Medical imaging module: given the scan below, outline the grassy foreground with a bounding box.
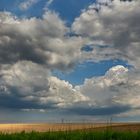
[0,130,140,140]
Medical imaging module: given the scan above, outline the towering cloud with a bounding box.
[74,65,140,116]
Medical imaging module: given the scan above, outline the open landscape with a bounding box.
[0,123,140,139]
[0,0,140,139]
[0,123,140,133]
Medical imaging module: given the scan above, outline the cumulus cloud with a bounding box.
[0,61,49,109]
[0,61,139,117]
[0,0,140,119]
[0,9,89,114]
[72,0,140,69]
[72,0,140,117]
[78,65,129,106]
[0,61,88,110]
[19,0,40,11]
[47,76,88,108]
[72,65,140,116]
[3,0,140,71]
[0,11,86,70]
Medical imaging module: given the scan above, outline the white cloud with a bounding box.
[19,0,40,11]
[47,76,89,108]
[74,65,140,116]
[21,108,46,113]
[116,109,140,118]
[3,0,140,71]
[0,61,50,96]
[44,0,55,11]
[0,11,87,70]
[77,65,130,107]
[0,61,88,110]
[46,0,54,7]
[72,0,140,69]
[96,0,113,5]
[0,0,140,119]
[0,61,140,117]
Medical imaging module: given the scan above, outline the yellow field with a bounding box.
[0,123,140,133]
[0,123,103,133]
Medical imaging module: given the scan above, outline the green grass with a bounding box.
[0,130,140,140]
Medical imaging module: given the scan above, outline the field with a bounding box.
[0,123,140,133]
[0,123,140,139]
[0,123,112,133]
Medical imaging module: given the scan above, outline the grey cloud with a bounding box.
[0,8,88,109]
[75,65,140,117]
[72,0,140,69]
[1,0,140,71]
[0,94,51,110]
[0,61,139,117]
[68,105,130,116]
[0,0,140,119]
[0,11,86,70]
[0,61,88,110]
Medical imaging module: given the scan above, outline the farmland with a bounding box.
[0,123,106,133]
[1,123,140,133]
[0,123,140,139]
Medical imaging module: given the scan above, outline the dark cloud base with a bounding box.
[67,106,131,116]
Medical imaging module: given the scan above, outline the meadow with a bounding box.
[0,130,140,140]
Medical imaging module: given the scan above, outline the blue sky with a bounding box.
[49,0,95,24]
[0,0,140,122]
[0,0,95,21]
[53,60,131,85]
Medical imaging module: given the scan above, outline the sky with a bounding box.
[0,0,140,123]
